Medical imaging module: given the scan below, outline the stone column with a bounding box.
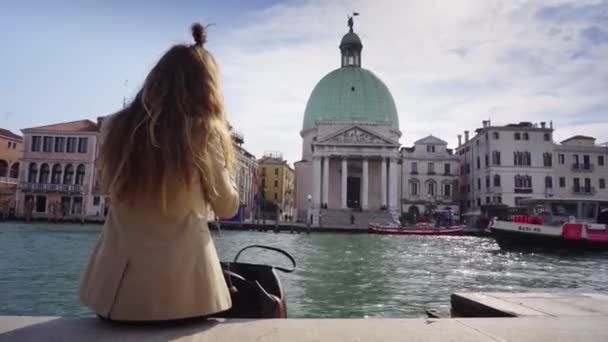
[322,157,329,207]
[389,157,398,210]
[341,158,348,208]
[362,158,369,209]
[380,157,387,207]
[312,156,321,209]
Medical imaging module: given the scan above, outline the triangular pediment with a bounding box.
[414,135,447,145]
[316,126,399,146]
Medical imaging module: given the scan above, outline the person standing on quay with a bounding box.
[80,23,239,324]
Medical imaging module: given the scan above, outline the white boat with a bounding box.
[489,198,608,251]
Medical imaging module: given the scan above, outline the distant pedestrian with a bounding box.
[350,213,355,225]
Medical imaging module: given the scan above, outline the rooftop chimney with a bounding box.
[550,121,553,129]
[482,120,489,128]
[464,131,470,143]
[540,122,546,129]
[458,134,462,147]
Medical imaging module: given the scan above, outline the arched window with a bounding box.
[409,180,419,196]
[494,174,501,187]
[75,164,85,185]
[63,164,74,184]
[51,164,62,184]
[0,160,8,177]
[9,162,19,179]
[28,163,38,183]
[427,180,437,196]
[39,163,50,183]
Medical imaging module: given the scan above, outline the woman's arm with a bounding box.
[208,133,240,218]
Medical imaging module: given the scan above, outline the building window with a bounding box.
[476,140,479,146]
[523,133,529,140]
[93,196,100,206]
[545,176,553,188]
[274,180,278,187]
[39,163,50,183]
[43,136,53,152]
[492,151,501,165]
[444,163,450,175]
[428,162,435,175]
[486,197,490,204]
[476,198,481,207]
[63,164,74,184]
[476,156,480,169]
[274,168,279,176]
[261,167,266,176]
[599,179,605,189]
[427,145,435,153]
[54,137,65,153]
[410,180,419,195]
[514,133,521,140]
[411,162,418,174]
[31,136,41,152]
[559,177,565,188]
[466,184,471,193]
[493,132,499,140]
[485,133,489,141]
[543,152,552,167]
[544,133,551,141]
[485,153,489,167]
[66,137,77,153]
[558,154,565,164]
[573,154,580,165]
[51,164,62,184]
[427,181,436,196]
[574,178,580,192]
[514,175,532,189]
[514,151,531,166]
[485,175,490,188]
[443,183,451,197]
[28,163,38,183]
[36,195,47,213]
[477,178,481,190]
[78,138,88,153]
[274,192,278,200]
[599,156,605,166]
[75,164,85,185]
[494,174,501,187]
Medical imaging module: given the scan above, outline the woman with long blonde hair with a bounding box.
[80,23,238,323]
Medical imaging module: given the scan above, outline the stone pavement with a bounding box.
[0,316,607,341]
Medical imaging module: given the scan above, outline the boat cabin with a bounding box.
[513,198,608,226]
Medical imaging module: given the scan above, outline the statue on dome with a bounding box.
[347,12,359,32]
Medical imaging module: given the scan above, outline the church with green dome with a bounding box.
[295,16,403,225]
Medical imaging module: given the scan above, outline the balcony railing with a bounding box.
[572,163,594,172]
[573,186,596,195]
[427,171,437,175]
[0,177,18,185]
[18,182,83,194]
[514,187,533,194]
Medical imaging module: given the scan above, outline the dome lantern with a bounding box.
[340,13,362,68]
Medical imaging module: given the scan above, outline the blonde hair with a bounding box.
[99,23,234,211]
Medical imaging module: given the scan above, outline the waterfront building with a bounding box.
[456,120,556,213]
[0,128,23,216]
[295,17,401,225]
[401,136,459,219]
[231,128,258,221]
[258,152,295,220]
[15,120,100,219]
[553,136,608,199]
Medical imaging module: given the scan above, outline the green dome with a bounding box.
[303,67,399,130]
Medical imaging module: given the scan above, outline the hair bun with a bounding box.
[191,23,206,46]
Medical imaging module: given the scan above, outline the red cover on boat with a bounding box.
[562,223,583,240]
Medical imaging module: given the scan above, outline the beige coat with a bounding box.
[80,118,239,321]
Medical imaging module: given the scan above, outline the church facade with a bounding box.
[295,19,402,225]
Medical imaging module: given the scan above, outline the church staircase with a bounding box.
[319,209,396,229]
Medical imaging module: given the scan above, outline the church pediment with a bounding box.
[316,126,398,146]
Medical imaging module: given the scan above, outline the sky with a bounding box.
[1,0,607,164]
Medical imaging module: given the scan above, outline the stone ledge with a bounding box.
[1,316,608,342]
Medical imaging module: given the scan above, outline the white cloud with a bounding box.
[214,0,608,163]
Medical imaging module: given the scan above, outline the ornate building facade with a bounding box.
[295,18,401,225]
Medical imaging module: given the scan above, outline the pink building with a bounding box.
[16,120,101,220]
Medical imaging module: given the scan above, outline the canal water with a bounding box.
[1,222,608,318]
